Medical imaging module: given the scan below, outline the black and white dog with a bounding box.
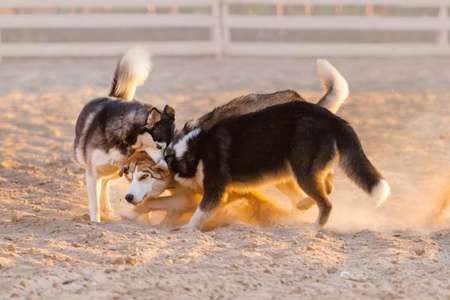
[120,59,350,226]
[169,101,390,230]
[73,46,175,222]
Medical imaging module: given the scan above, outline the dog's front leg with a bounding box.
[123,194,187,220]
[99,178,113,219]
[274,180,308,208]
[124,185,199,223]
[86,170,101,222]
[159,187,200,226]
[181,207,213,230]
[181,181,226,230]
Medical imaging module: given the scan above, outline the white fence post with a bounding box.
[212,0,222,59]
[438,5,449,49]
[0,28,2,63]
[221,1,230,57]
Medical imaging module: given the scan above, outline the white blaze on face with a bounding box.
[124,166,171,205]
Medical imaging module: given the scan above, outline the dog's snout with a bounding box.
[125,194,134,203]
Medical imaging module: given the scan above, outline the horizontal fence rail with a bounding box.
[1,0,450,59]
[0,0,221,59]
[221,0,450,57]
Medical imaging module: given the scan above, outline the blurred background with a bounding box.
[1,0,449,60]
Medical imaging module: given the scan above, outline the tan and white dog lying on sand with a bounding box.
[120,59,352,229]
[120,152,314,230]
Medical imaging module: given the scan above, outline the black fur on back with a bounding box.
[195,90,304,129]
[170,90,306,148]
[174,101,383,201]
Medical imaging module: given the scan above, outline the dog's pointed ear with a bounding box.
[152,159,170,176]
[163,105,175,122]
[148,168,163,179]
[146,107,161,126]
[118,164,129,177]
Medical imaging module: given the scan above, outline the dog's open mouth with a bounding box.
[130,199,143,206]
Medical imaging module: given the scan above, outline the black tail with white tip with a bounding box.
[337,123,390,208]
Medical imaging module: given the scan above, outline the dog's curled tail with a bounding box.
[337,123,390,208]
[109,46,152,101]
[316,59,349,114]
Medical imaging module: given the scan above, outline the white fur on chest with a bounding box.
[175,160,204,193]
[91,148,126,169]
[173,129,204,191]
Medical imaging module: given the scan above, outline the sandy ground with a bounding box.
[0,56,449,299]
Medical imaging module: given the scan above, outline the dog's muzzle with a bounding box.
[164,148,176,172]
[164,148,175,160]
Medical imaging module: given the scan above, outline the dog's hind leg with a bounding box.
[86,170,101,222]
[296,171,334,211]
[294,172,332,230]
[289,137,335,229]
[324,172,334,195]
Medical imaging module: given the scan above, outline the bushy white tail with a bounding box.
[316,59,349,114]
[109,46,152,101]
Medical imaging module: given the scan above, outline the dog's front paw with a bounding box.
[90,213,101,223]
[180,223,197,230]
[296,198,316,211]
[171,224,198,232]
[101,208,113,219]
[310,220,324,231]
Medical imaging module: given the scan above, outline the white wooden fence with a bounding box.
[222,0,450,57]
[1,0,450,59]
[0,0,221,59]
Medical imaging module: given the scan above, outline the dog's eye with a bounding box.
[156,144,163,150]
[139,174,149,181]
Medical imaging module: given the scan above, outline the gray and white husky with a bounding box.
[122,60,362,228]
[169,100,390,231]
[73,46,175,222]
